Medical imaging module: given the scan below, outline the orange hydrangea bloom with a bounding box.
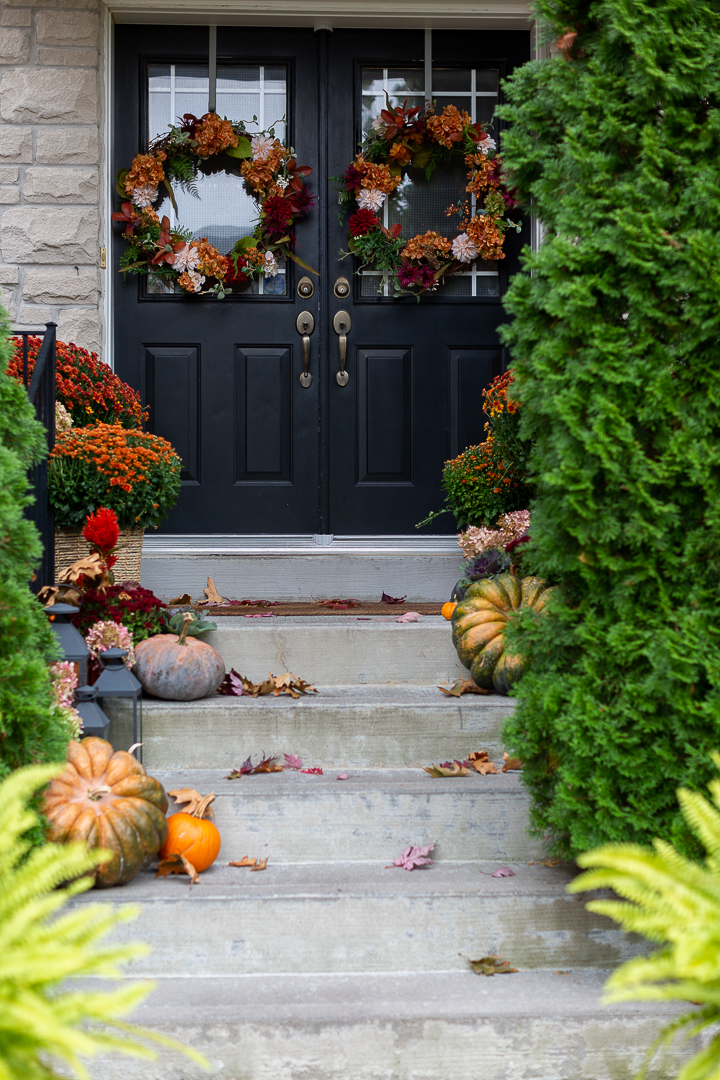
[194,112,239,157]
[125,152,166,194]
[192,239,229,279]
[401,230,452,265]
[389,142,413,164]
[425,104,473,150]
[466,215,506,260]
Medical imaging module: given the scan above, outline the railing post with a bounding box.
[22,322,56,593]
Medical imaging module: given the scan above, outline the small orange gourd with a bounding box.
[160,789,221,872]
[441,601,457,621]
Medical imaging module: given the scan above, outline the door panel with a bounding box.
[113,25,530,536]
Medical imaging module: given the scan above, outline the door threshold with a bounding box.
[142,534,459,557]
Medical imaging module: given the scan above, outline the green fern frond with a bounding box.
[572,758,720,1080]
[0,764,209,1078]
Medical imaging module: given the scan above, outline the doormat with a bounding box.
[193,602,444,617]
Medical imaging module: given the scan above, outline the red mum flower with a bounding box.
[83,507,120,557]
[263,194,296,241]
[348,209,380,236]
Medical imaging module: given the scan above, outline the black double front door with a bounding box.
[113,25,530,535]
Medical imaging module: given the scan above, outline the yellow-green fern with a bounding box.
[0,763,208,1079]
[570,751,720,1080]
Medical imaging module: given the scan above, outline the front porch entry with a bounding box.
[112,25,530,539]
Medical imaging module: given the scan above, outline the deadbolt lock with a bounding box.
[297,276,315,299]
[334,277,350,299]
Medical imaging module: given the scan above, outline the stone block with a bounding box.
[37,46,97,67]
[58,0,98,8]
[0,186,20,204]
[23,266,98,304]
[0,265,19,284]
[0,168,19,183]
[18,304,53,326]
[35,126,98,164]
[4,0,56,7]
[0,127,32,163]
[1,10,32,25]
[1,68,97,124]
[24,167,98,204]
[0,27,30,64]
[36,10,99,46]
[1,289,16,320]
[1,206,99,263]
[56,306,100,352]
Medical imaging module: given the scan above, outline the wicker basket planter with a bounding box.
[55,527,144,585]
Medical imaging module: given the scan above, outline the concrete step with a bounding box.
[140,534,462,603]
[152,767,546,863]
[201,614,463,686]
[88,969,697,1080]
[105,687,515,770]
[73,861,648,975]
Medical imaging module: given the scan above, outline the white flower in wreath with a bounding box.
[172,243,201,272]
[452,233,479,264]
[131,183,158,208]
[477,135,497,155]
[186,269,205,293]
[372,115,385,132]
[276,175,290,190]
[357,187,386,212]
[251,134,276,161]
[263,251,279,277]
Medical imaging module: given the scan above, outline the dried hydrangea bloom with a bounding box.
[195,112,238,157]
[85,620,136,667]
[55,401,73,434]
[50,661,78,709]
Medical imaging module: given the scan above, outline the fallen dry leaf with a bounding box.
[337,773,349,780]
[423,760,472,778]
[227,599,280,607]
[438,678,488,698]
[229,857,256,868]
[284,753,303,770]
[168,788,215,820]
[202,577,224,604]
[301,767,323,775]
[250,857,268,871]
[156,852,200,885]
[218,669,246,696]
[167,593,193,605]
[491,866,515,878]
[395,611,422,623]
[319,598,359,610]
[468,751,498,775]
[381,592,407,604]
[226,754,282,778]
[502,753,523,772]
[541,857,563,868]
[219,670,318,699]
[463,954,518,976]
[387,843,435,870]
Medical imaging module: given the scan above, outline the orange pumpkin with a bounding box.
[160,790,221,872]
[133,613,225,701]
[441,601,457,621]
[42,737,169,887]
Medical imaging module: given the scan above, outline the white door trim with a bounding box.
[108,0,532,30]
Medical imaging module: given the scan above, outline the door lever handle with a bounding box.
[296,311,315,388]
[333,310,351,386]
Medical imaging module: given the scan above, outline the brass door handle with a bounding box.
[333,310,351,386]
[296,311,315,387]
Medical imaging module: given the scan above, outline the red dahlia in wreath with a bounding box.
[349,209,380,236]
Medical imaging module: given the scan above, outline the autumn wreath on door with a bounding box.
[113,112,316,297]
[337,100,520,298]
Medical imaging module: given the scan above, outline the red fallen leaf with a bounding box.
[491,866,515,878]
[337,773,349,780]
[387,843,435,870]
[319,598,359,610]
[228,599,281,606]
[301,767,323,775]
[226,753,282,778]
[243,613,276,618]
[381,592,407,604]
[395,612,422,623]
[284,753,303,770]
[218,669,246,696]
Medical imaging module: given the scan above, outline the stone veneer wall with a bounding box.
[0,1,104,355]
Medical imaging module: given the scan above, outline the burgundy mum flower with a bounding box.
[343,163,365,192]
[348,209,380,236]
[263,194,295,240]
[417,263,438,289]
[398,261,422,289]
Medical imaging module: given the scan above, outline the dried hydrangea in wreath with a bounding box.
[113,112,316,298]
[337,99,520,297]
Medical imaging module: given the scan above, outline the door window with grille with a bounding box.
[146,63,288,295]
[360,67,500,298]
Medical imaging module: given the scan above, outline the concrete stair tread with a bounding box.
[139,685,506,708]
[154,765,526,794]
[78,859,579,900]
[112,969,686,1024]
[204,614,451,625]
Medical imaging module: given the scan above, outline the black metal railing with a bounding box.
[18,322,56,593]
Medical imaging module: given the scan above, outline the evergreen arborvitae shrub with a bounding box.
[498,0,720,857]
[0,305,71,784]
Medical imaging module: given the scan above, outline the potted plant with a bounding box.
[48,422,182,582]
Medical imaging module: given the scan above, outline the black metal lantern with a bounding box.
[73,685,110,740]
[46,603,89,685]
[93,647,143,760]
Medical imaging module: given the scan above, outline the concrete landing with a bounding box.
[106,686,516,769]
[88,969,699,1080]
